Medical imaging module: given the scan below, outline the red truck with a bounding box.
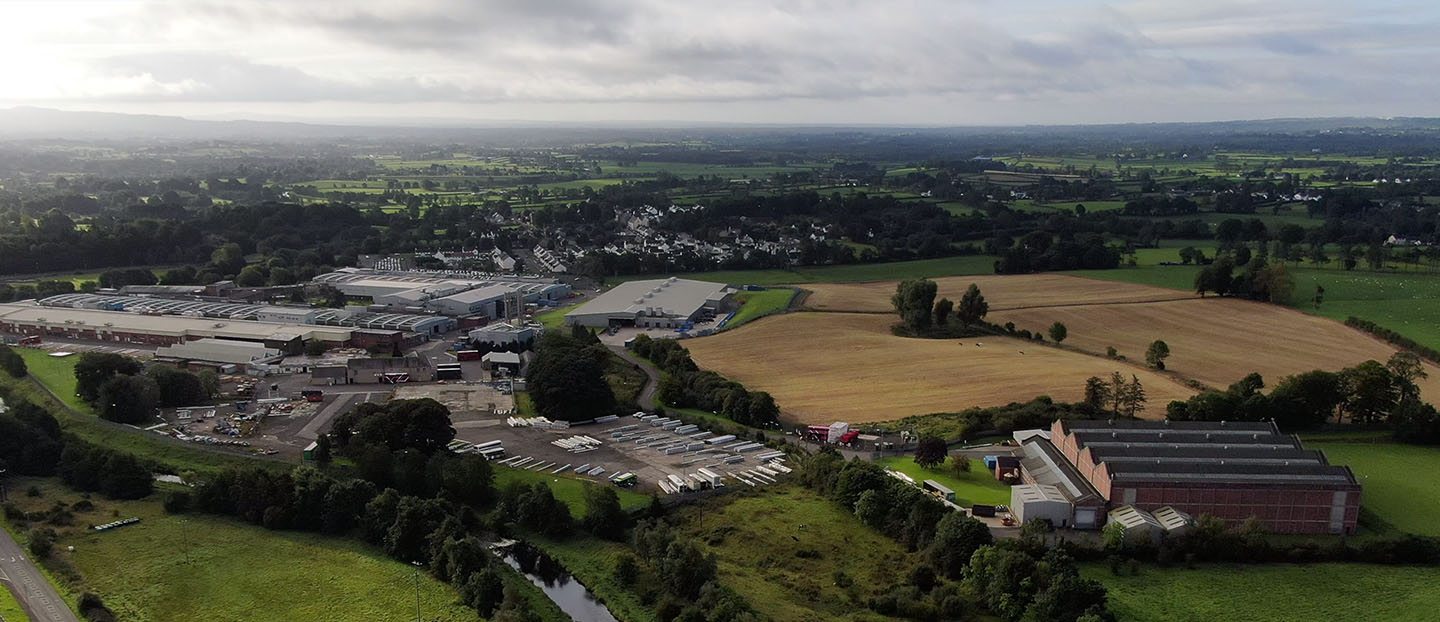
[456,350,481,361]
[301,390,324,402]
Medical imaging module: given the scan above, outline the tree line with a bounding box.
[0,388,154,501]
[798,449,1114,622]
[73,352,218,424]
[630,334,781,427]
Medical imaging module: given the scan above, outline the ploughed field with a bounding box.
[683,312,1195,423]
[800,274,1192,313]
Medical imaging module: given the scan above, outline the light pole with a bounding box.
[412,561,423,622]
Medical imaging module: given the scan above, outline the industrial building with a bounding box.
[468,322,539,347]
[1017,436,1106,529]
[0,302,352,352]
[36,294,453,339]
[154,338,284,371]
[1010,484,1074,528]
[345,356,436,384]
[311,269,569,317]
[564,277,735,329]
[1049,419,1361,535]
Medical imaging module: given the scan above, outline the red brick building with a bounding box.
[1050,419,1361,535]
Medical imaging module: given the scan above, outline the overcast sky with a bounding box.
[1,0,1436,125]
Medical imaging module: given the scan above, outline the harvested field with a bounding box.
[683,312,1195,423]
[990,296,1440,400]
[800,274,1191,313]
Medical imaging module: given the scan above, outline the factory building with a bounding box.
[564,277,735,329]
[37,294,453,338]
[311,269,569,317]
[1050,419,1361,535]
[468,322,539,348]
[154,338,284,372]
[0,303,351,352]
[346,356,436,384]
[1017,436,1107,529]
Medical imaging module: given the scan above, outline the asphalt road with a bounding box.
[609,346,659,411]
[0,526,78,622]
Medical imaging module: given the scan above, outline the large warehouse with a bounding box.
[1048,419,1362,535]
[565,277,735,329]
[312,269,569,316]
[37,294,454,337]
[0,302,353,351]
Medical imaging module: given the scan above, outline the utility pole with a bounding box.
[412,561,423,622]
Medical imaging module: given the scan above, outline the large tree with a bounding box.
[75,352,142,402]
[527,331,617,421]
[891,278,938,331]
[928,513,993,578]
[0,344,26,378]
[955,283,989,326]
[97,374,161,424]
[914,437,948,469]
[1048,322,1067,343]
[1145,340,1171,370]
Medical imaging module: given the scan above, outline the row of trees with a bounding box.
[892,279,992,336]
[1082,373,1150,418]
[632,334,781,427]
[1165,352,1430,433]
[0,388,153,500]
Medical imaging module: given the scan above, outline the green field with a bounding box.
[615,255,998,286]
[1072,264,1440,351]
[726,288,797,327]
[874,456,1012,507]
[533,301,581,329]
[15,348,89,413]
[679,486,913,622]
[5,479,488,622]
[529,536,659,622]
[1304,439,1440,536]
[0,584,30,622]
[1089,563,1440,621]
[494,465,650,516]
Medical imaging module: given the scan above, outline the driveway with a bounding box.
[0,526,78,622]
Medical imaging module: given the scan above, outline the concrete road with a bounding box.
[0,527,78,622]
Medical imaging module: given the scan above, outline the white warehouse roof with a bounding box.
[155,338,283,365]
[566,278,731,322]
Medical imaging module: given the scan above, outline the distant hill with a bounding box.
[3,106,1439,143]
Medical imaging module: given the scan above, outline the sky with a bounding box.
[0,0,1436,126]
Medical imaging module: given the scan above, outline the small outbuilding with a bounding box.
[1108,505,1164,543]
[1011,484,1073,528]
[481,351,522,374]
[1153,506,1193,536]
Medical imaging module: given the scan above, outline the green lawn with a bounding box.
[679,486,913,622]
[15,348,90,413]
[0,585,30,622]
[530,536,659,622]
[494,465,650,516]
[5,479,482,622]
[1304,439,1440,536]
[533,303,578,329]
[874,456,1012,507]
[726,288,797,328]
[613,255,998,286]
[1089,563,1440,622]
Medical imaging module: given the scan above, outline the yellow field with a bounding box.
[683,313,1196,424]
[801,274,1191,313]
[991,296,1440,399]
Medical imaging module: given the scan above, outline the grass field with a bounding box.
[801,273,1190,313]
[4,478,488,622]
[14,348,90,413]
[529,536,659,622]
[0,585,30,622]
[533,302,580,329]
[612,255,997,286]
[874,456,1010,507]
[726,288,797,327]
[678,486,914,622]
[494,465,650,516]
[1303,439,1440,536]
[1089,563,1440,621]
[683,312,1194,423]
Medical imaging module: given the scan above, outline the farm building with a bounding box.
[468,322,539,347]
[0,302,351,351]
[1051,419,1362,535]
[564,277,735,329]
[1011,484,1074,527]
[346,356,436,384]
[1019,437,1107,529]
[154,338,284,371]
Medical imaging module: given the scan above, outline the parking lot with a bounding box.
[453,412,790,494]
